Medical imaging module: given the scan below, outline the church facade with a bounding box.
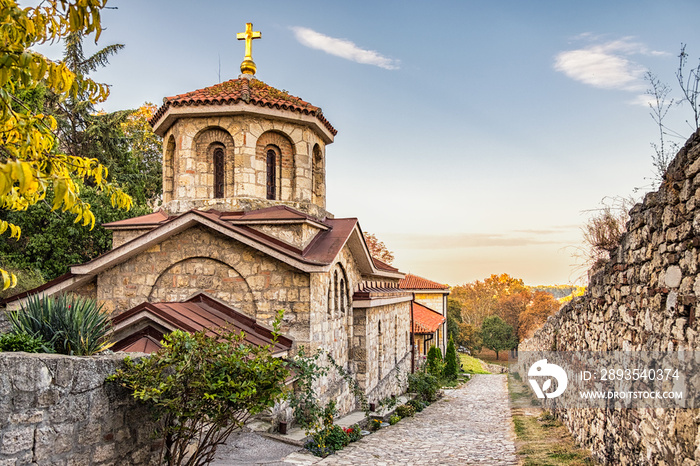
[5,25,420,417]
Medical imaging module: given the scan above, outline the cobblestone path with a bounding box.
[316,374,518,466]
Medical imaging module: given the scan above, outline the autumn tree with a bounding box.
[480,315,516,360]
[450,273,529,328]
[363,232,394,265]
[0,0,132,289]
[518,291,561,340]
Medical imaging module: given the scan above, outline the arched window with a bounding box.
[327,279,334,317]
[214,147,225,198]
[266,149,277,200]
[334,272,339,315]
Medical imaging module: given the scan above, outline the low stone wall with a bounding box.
[0,352,161,466]
[520,129,700,465]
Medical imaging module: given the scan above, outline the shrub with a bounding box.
[108,316,289,466]
[8,293,112,355]
[0,332,51,353]
[395,403,416,418]
[322,424,350,451]
[369,418,383,431]
[408,399,426,412]
[343,424,363,442]
[426,345,444,377]
[389,415,400,425]
[444,336,459,379]
[407,369,440,402]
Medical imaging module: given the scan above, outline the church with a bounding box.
[4,24,448,417]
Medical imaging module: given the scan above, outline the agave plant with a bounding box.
[8,294,113,356]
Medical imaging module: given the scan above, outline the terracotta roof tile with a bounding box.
[399,273,449,290]
[412,301,446,334]
[150,78,337,136]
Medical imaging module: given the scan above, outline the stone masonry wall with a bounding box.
[0,352,160,466]
[89,226,311,341]
[162,114,328,219]
[520,129,700,465]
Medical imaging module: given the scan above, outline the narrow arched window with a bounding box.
[266,149,276,200]
[214,147,225,198]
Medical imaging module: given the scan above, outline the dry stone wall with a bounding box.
[520,129,700,465]
[0,352,160,466]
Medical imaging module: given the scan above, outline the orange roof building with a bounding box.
[400,274,451,358]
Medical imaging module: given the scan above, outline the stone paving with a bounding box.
[313,374,519,466]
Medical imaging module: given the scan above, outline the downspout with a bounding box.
[423,333,434,356]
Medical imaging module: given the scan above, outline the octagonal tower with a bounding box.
[149,75,336,219]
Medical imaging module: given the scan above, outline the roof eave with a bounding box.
[152,102,335,144]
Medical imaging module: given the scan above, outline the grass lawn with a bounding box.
[458,353,490,374]
[509,372,598,465]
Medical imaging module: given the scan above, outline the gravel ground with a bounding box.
[211,432,305,465]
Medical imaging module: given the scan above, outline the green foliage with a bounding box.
[395,403,416,418]
[108,320,289,466]
[0,183,150,280]
[305,412,350,458]
[369,418,383,431]
[8,293,112,355]
[480,315,517,360]
[407,368,440,402]
[0,264,43,300]
[288,347,328,431]
[0,0,133,290]
[288,347,369,433]
[444,336,459,379]
[0,331,51,353]
[343,424,363,442]
[389,414,400,425]
[407,398,427,412]
[426,345,444,377]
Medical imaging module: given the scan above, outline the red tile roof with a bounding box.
[412,301,446,334]
[150,78,337,136]
[111,293,293,354]
[399,273,449,290]
[101,206,359,267]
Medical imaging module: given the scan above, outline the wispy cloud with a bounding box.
[385,230,573,250]
[291,26,400,70]
[554,36,666,92]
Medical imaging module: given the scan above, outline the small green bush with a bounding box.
[0,332,51,353]
[8,293,112,355]
[109,320,289,466]
[408,369,440,402]
[389,414,400,425]
[343,424,363,442]
[369,418,383,431]
[407,399,426,412]
[395,403,416,418]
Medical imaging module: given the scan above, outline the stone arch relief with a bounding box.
[192,127,235,199]
[148,256,257,318]
[255,131,296,202]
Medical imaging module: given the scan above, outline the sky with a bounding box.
[35,0,700,287]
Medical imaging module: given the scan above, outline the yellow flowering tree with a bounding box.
[0,0,131,289]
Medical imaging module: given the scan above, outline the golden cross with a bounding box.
[237,23,261,75]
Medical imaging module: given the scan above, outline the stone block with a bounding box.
[1,426,34,455]
[34,424,74,461]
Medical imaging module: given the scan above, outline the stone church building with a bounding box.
[3,25,446,416]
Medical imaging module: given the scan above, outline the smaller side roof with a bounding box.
[412,301,446,334]
[399,273,449,291]
[111,293,293,354]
